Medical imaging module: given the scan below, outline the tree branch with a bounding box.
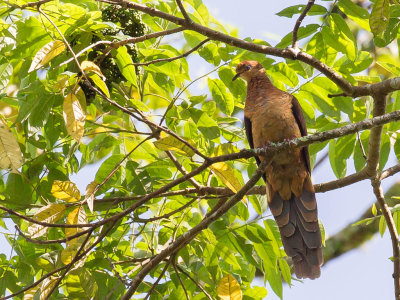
[96,0,354,94]
[291,0,315,49]
[372,178,400,300]
[133,38,210,66]
[177,265,213,300]
[366,94,387,176]
[122,160,269,298]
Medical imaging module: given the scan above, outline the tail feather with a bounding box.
[269,184,323,279]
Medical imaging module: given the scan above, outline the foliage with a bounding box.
[0,0,399,299]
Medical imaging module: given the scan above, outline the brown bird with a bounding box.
[233,60,323,279]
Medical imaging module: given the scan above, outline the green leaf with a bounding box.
[370,0,390,36]
[374,18,400,47]
[216,243,241,270]
[66,268,98,299]
[306,32,337,66]
[278,258,291,286]
[153,135,195,157]
[276,24,319,48]
[338,0,370,31]
[95,154,124,184]
[329,139,347,179]
[269,62,299,87]
[379,215,387,237]
[114,46,137,87]
[266,266,283,299]
[189,108,220,140]
[89,74,109,98]
[0,63,12,92]
[276,4,327,18]
[208,78,234,116]
[322,14,357,61]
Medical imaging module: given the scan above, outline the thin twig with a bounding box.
[176,265,213,300]
[372,178,400,300]
[15,225,91,245]
[357,131,367,160]
[38,6,82,74]
[172,257,190,300]
[292,0,315,49]
[166,150,201,189]
[133,38,210,66]
[143,258,172,300]
[176,0,192,23]
[45,228,95,298]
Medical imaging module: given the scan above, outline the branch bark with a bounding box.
[291,0,315,49]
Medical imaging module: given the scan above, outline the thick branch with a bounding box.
[366,94,388,176]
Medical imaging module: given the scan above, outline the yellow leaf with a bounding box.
[217,274,242,300]
[23,284,40,300]
[61,238,84,265]
[27,204,66,238]
[63,92,85,142]
[81,60,104,78]
[0,118,23,172]
[51,180,81,202]
[210,162,244,201]
[40,276,59,300]
[28,40,65,72]
[153,135,195,157]
[85,181,97,213]
[65,206,88,239]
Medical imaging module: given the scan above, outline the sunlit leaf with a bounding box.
[114,46,137,87]
[208,78,234,116]
[40,276,60,300]
[379,215,387,237]
[51,180,81,202]
[81,60,104,78]
[0,117,23,172]
[28,204,66,238]
[370,0,390,36]
[85,181,97,213]
[65,268,98,299]
[278,258,292,286]
[217,274,242,300]
[211,162,244,201]
[28,40,65,72]
[63,92,86,142]
[65,206,88,239]
[23,283,41,300]
[153,135,195,157]
[89,73,109,98]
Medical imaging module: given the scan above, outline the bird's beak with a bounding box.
[232,73,241,81]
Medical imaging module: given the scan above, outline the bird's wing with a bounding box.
[244,116,266,181]
[291,96,311,173]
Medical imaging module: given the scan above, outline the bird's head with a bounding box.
[232,60,265,82]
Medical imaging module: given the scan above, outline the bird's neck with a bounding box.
[247,74,274,100]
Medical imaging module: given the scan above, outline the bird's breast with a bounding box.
[245,96,301,150]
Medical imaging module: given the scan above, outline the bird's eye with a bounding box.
[245,65,251,71]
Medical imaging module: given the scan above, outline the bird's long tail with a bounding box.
[268,179,323,279]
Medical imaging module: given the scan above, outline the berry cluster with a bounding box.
[81,5,145,99]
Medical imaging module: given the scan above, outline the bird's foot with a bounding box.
[283,138,297,147]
